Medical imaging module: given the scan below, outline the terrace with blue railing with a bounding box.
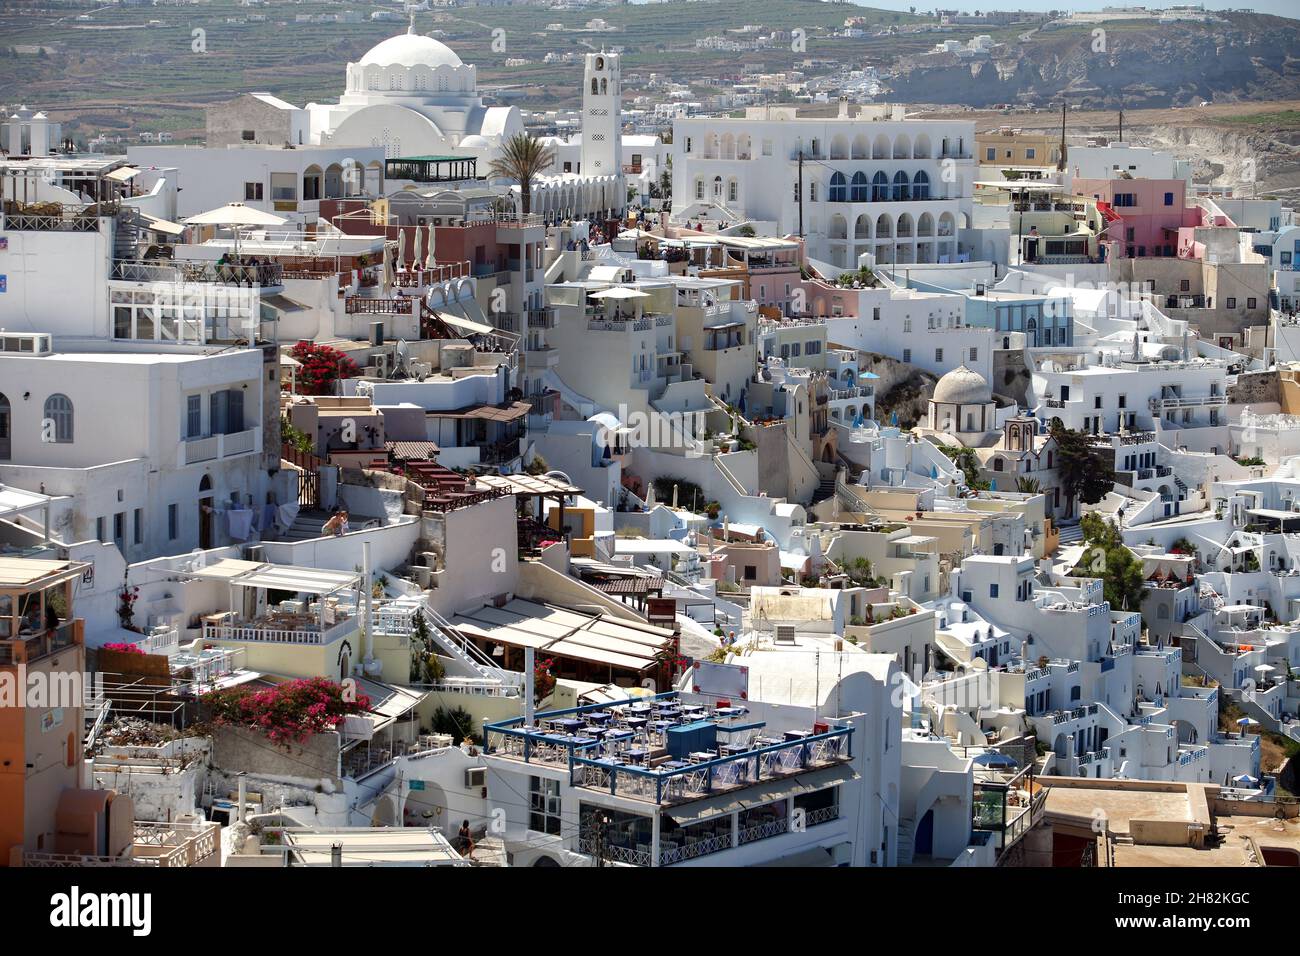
[483,692,854,806]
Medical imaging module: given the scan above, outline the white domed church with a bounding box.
[304,23,523,162]
[917,365,1014,447]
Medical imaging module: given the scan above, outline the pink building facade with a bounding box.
[1072,177,1201,260]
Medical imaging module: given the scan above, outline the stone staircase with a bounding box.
[277,508,331,542]
[1056,522,1084,547]
[895,818,915,866]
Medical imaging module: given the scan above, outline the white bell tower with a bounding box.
[581,51,621,182]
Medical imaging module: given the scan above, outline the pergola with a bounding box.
[475,473,585,553]
[0,556,87,661]
[183,558,361,634]
[0,485,69,547]
[384,155,479,184]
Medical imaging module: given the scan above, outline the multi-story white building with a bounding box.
[1030,352,1228,435]
[0,334,272,562]
[671,104,976,270]
[482,644,910,867]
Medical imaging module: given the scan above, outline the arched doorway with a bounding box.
[915,808,934,858]
[198,474,214,550]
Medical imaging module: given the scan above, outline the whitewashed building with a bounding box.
[671,104,977,269]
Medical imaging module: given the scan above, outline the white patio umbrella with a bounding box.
[411,223,423,274]
[588,287,650,300]
[1254,664,1276,673]
[396,228,407,272]
[425,222,436,270]
[184,202,287,260]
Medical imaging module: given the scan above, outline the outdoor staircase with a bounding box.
[421,601,524,689]
[816,475,837,502]
[112,209,144,260]
[1056,522,1084,547]
[278,508,332,541]
[1173,475,1188,496]
[896,819,915,866]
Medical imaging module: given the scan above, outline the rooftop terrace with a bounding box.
[484,691,853,807]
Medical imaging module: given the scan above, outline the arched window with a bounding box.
[828,171,847,203]
[871,171,888,202]
[44,394,73,443]
[892,170,910,202]
[912,170,930,200]
[600,78,607,95]
[591,78,599,95]
[695,179,705,200]
[850,171,869,202]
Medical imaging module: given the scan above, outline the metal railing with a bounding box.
[112,259,283,286]
[345,296,416,315]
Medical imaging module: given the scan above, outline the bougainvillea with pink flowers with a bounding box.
[104,642,145,655]
[202,677,371,745]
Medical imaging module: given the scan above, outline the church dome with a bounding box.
[458,134,491,150]
[359,32,463,70]
[933,365,992,405]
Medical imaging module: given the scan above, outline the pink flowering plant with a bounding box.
[202,677,371,745]
[104,642,145,655]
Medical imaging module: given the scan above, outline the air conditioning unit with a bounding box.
[774,624,797,645]
[465,767,487,789]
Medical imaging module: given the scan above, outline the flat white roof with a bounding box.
[613,538,696,555]
[281,828,465,867]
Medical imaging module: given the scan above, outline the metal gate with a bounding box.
[283,443,323,509]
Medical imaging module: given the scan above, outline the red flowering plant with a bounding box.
[116,579,143,633]
[533,657,556,704]
[104,642,145,655]
[202,677,371,745]
[288,340,361,396]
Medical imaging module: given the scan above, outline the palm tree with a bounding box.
[1015,476,1042,494]
[487,133,556,217]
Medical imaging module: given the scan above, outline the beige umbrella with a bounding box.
[411,223,423,276]
[396,228,407,273]
[424,222,436,270]
[184,202,287,260]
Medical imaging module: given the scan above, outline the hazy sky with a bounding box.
[849,1,1297,20]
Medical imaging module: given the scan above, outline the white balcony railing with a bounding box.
[183,426,261,465]
[203,616,358,646]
